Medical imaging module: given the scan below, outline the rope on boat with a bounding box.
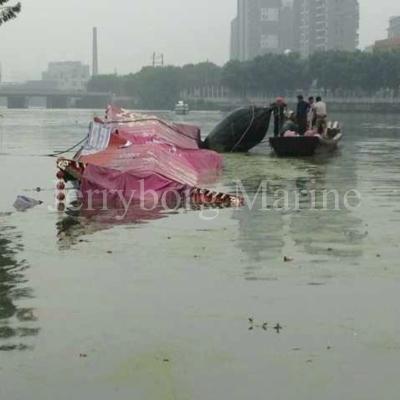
[46,136,88,157]
[230,105,256,152]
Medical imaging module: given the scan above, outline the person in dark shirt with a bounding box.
[296,95,310,135]
[270,97,287,137]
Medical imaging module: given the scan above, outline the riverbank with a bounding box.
[3,95,400,113]
[187,97,400,113]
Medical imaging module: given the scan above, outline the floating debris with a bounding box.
[248,319,281,333]
[13,196,43,212]
[262,322,268,331]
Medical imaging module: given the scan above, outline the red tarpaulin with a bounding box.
[75,107,223,204]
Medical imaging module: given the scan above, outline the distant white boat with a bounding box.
[175,100,189,115]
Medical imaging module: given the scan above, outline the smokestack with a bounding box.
[92,27,99,76]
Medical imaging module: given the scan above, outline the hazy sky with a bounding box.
[0,0,399,81]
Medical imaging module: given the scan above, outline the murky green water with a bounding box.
[1,109,400,399]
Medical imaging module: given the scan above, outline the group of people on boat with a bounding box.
[271,95,328,137]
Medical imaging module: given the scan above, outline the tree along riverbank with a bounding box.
[88,51,400,110]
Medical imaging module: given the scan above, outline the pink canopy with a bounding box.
[74,107,223,206]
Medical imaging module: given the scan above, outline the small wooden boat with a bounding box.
[269,122,343,157]
[175,101,190,115]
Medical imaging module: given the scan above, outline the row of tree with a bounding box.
[88,50,400,109]
[88,62,222,109]
[222,50,400,97]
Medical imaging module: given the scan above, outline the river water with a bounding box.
[0,109,399,399]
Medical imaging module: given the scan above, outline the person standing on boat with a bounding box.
[314,96,328,134]
[296,95,309,135]
[270,97,287,137]
[307,96,316,129]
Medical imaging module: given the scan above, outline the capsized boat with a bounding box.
[56,106,243,212]
[202,106,272,153]
[269,121,343,157]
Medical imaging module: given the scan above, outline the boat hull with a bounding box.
[269,133,342,157]
[269,136,320,157]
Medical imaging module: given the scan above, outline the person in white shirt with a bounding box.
[314,96,327,134]
[307,96,315,129]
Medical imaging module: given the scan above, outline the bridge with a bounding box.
[0,86,129,109]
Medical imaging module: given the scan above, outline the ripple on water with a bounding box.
[0,222,39,352]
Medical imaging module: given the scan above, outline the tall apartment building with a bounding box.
[293,0,359,57]
[230,0,359,61]
[230,0,284,61]
[279,2,295,52]
[388,16,400,39]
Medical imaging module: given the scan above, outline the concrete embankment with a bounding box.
[188,97,400,113]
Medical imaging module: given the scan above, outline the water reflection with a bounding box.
[230,152,365,281]
[0,222,39,351]
[56,202,233,250]
[232,177,285,266]
[56,206,171,250]
[289,169,365,259]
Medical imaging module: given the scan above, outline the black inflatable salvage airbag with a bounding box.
[202,107,272,153]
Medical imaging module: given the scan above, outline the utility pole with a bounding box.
[152,52,164,67]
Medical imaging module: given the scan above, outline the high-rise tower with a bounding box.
[230,0,283,61]
[293,0,359,57]
[388,16,400,39]
[92,27,99,76]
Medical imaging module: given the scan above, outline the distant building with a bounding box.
[293,0,359,57]
[230,17,240,60]
[279,2,295,52]
[42,61,90,91]
[230,0,359,61]
[230,0,284,61]
[368,16,400,52]
[373,37,400,52]
[388,16,400,39]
